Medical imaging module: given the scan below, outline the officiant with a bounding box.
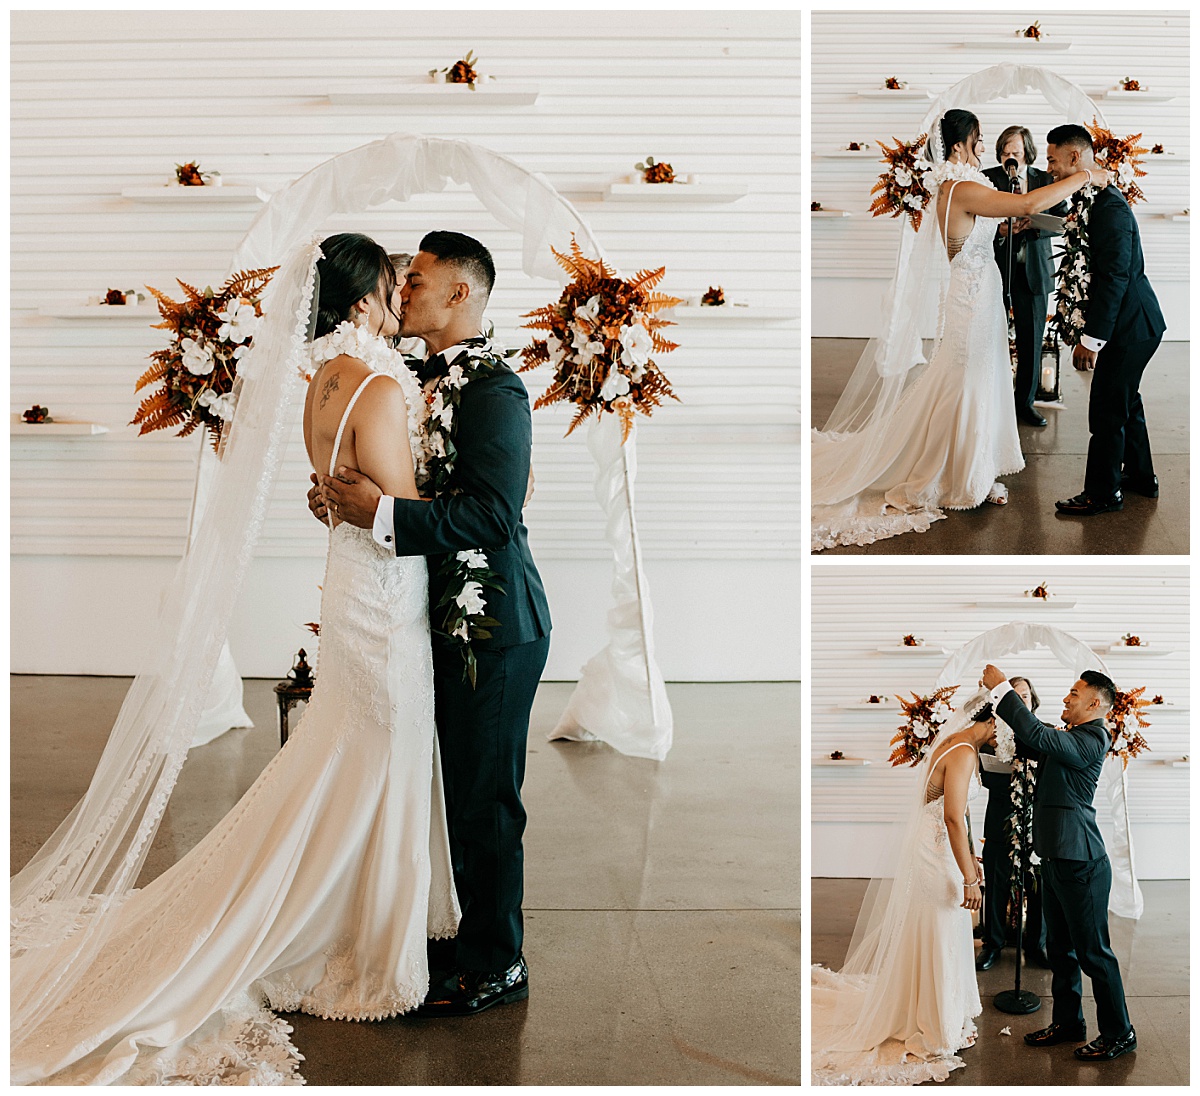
[977,675,1049,971]
[986,125,1068,428]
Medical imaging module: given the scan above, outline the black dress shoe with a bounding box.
[1024,946,1052,969]
[1074,1028,1137,1061]
[1120,473,1159,498]
[975,946,1001,971]
[1025,1022,1087,1047]
[1017,405,1047,427]
[1055,491,1123,516]
[413,955,529,1017]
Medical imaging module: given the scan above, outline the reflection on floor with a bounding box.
[812,877,1188,1086]
[811,339,1190,555]
[11,676,801,1086]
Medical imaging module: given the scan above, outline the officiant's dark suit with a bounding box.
[984,157,1067,423]
[392,345,551,977]
[996,689,1132,1042]
[1078,184,1166,500]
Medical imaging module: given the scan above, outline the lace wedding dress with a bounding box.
[812,166,1024,550]
[11,324,458,1086]
[812,741,983,1086]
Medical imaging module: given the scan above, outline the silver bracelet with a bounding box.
[963,877,982,888]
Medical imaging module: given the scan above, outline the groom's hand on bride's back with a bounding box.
[307,474,330,523]
[320,467,383,530]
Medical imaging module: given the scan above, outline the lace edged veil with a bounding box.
[11,239,324,1050]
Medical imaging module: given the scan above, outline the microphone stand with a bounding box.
[994,759,1041,1015]
[1004,167,1020,320]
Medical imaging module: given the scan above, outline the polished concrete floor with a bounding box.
[812,877,1188,1085]
[11,676,801,1086]
[811,339,1190,555]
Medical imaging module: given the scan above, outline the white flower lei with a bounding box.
[1050,188,1096,346]
[930,160,991,187]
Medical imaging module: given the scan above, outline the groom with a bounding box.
[1044,124,1166,517]
[981,664,1135,1062]
[311,230,551,1016]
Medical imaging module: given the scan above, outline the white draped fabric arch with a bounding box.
[228,132,672,759]
[935,620,1143,920]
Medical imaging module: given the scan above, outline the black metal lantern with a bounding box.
[1035,325,1063,407]
[274,648,315,747]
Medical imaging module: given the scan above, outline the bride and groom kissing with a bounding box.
[811,113,1165,551]
[13,229,550,1083]
[812,667,1135,1085]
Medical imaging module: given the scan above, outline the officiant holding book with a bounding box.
[986,125,1068,428]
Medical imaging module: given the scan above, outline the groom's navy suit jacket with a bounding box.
[1083,186,1166,346]
[997,691,1109,862]
[389,360,551,651]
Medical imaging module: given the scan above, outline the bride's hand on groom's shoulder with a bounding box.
[1089,168,1113,190]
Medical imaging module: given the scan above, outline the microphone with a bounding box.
[1004,157,1020,177]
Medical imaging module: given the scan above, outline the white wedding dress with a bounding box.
[12,327,458,1085]
[812,741,983,1086]
[812,170,1024,551]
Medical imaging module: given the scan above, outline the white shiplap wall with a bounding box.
[10,11,802,679]
[811,565,1189,878]
[810,10,1190,338]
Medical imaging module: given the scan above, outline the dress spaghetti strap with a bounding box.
[325,372,383,529]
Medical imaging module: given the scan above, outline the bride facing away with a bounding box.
[811,694,1002,1086]
[11,233,458,1085]
[811,109,1110,552]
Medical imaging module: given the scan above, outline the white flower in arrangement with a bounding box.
[545,335,570,368]
[894,168,913,187]
[456,549,489,569]
[445,362,467,389]
[618,323,654,368]
[1117,161,1135,184]
[911,719,931,740]
[904,194,923,210]
[576,294,602,325]
[600,367,632,403]
[454,580,487,617]
[216,300,259,343]
[1070,308,1085,327]
[931,701,951,721]
[1073,254,1088,273]
[197,388,236,421]
[994,720,1016,763]
[180,336,215,376]
[428,432,446,458]
[1080,273,1091,288]
[453,619,470,641]
[570,324,605,363]
[430,390,454,429]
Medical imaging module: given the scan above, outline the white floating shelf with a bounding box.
[603,182,747,204]
[1096,90,1176,103]
[811,209,852,218]
[973,598,1076,610]
[666,304,799,322]
[813,757,873,767]
[837,701,899,712]
[39,304,156,320]
[817,149,882,160]
[857,88,932,100]
[960,39,1072,52]
[326,81,539,107]
[874,644,949,655]
[121,184,269,204]
[1161,212,1191,221]
[1162,759,1190,768]
[1092,644,1172,656]
[11,416,109,436]
[1144,702,1185,711]
[1144,153,1188,163]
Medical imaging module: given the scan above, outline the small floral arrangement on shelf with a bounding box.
[132,266,276,452]
[869,134,933,232]
[846,141,870,151]
[635,155,675,184]
[700,286,725,307]
[1151,694,1164,705]
[867,694,887,704]
[175,161,220,187]
[883,76,907,90]
[429,50,489,88]
[1109,686,1153,766]
[1120,633,1143,647]
[1026,582,1052,600]
[1019,21,1043,39]
[519,236,681,442]
[21,405,51,424]
[101,288,144,307]
[889,686,958,767]
[902,634,924,647]
[1151,143,1166,154]
[1119,77,1143,92]
[811,201,824,212]
[830,750,845,760]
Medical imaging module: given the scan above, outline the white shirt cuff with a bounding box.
[989,680,1014,706]
[1080,334,1107,354]
[372,495,396,549]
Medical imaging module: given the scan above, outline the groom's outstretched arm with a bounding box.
[1083,202,1134,343]
[996,690,1106,770]
[390,374,532,556]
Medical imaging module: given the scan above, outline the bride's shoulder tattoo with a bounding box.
[319,372,340,409]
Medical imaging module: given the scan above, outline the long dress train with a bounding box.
[12,343,457,1085]
[812,175,1024,551]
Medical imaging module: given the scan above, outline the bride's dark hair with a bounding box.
[313,232,399,339]
[940,109,980,158]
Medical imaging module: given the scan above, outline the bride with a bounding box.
[811,109,1111,551]
[812,692,1003,1086]
[11,233,457,1084]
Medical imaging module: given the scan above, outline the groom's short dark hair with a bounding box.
[419,230,495,300]
[1046,124,1094,154]
[1080,670,1116,711]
